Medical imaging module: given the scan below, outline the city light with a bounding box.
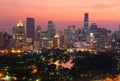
[54,60,60,68]
[11,49,15,53]
[103,77,113,81]
[12,77,17,80]
[1,75,11,81]
[0,2,120,81]
[36,78,42,81]
[11,49,23,54]
[31,68,38,74]
[0,72,4,78]
[17,20,23,27]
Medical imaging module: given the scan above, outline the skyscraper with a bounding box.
[82,13,89,41]
[35,26,41,41]
[14,20,25,49]
[47,21,56,40]
[84,13,89,33]
[26,18,35,42]
[54,33,60,48]
[48,21,55,30]
[67,25,77,47]
[0,29,12,49]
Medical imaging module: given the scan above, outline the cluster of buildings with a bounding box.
[0,13,120,53]
[0,29,12,49]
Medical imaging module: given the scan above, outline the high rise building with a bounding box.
[48,21,55,30]
[34,26,41,49]
[41,31,48,48]
[47,21,56,40]
[116,40,120,53]
[89,23,97,33]
[67,25,77,47]
[0,29,12,49]
[77,28,83,41]
[53,33,60,48]
[35,26,41,41]
[111,31,120,50]
[60,35,67,48]
[14,20,25,49]
[26,18,35,43]
[82,13,89,41]
[84,13,89,31]
[64,29,68,36]
[95,28,108,50]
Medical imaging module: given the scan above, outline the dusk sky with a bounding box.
[0,0,120,34]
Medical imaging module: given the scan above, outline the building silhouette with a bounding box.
[84,13,89,40]
[35,26,41,41]
[47,21,56,40]
[84,13,89,31]
[0,29,12,49]
[67,25,77,47]
[53,33,60,48]
[26,18,35,43]
[14,20,25,49]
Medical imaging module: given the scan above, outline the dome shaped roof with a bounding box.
[17,20,23,27]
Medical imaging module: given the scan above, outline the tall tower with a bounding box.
[0,29,11,49]
[48,21,55,30]
[84,13,89,33]
[67,25,77,47]
[35,26,41,41]
[47,21,56,40]
[14,20,25,49]
[26,18,35,43]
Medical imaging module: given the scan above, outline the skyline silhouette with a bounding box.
[0,0,120,34]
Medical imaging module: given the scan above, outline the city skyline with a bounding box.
[0,0,120,34]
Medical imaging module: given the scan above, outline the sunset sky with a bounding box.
[0,0,120,34]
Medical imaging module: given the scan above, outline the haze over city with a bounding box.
[1,1,120,81]
[0,0,120,34]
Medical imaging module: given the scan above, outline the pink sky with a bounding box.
[0,0,120,34]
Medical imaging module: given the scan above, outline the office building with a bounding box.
[67,25,77,47]
[84,13,89,34]
[111,30,120,50]
[34,26,41,49]
[53,33,60,48]
[26,18,35,43]
[14,20,25,49]
[35,26,41,41]
[41,31,49,48]
[0,29,12,49]
[47,21,56,40]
